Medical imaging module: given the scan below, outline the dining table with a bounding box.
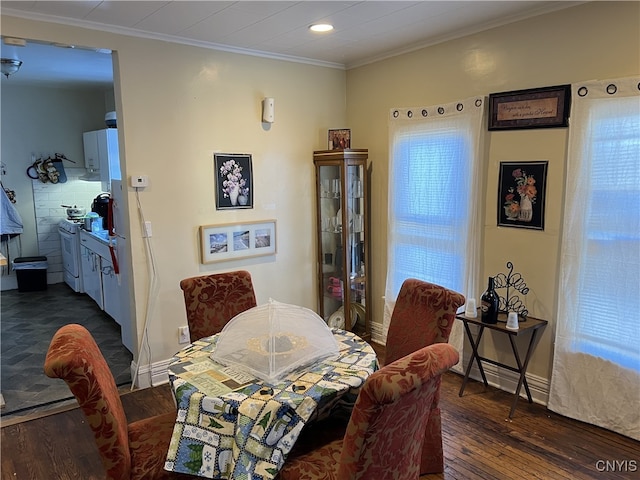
[163,328,378,479]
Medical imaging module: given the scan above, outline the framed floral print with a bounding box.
[498,161,548,230]
[214,153,253,210]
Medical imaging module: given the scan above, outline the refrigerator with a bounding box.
[109,179,134,352]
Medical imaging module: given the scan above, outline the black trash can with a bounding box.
[12,256,48,292]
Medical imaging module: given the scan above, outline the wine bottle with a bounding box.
[480,276,499,324]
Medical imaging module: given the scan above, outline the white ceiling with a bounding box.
[1,1,578,88]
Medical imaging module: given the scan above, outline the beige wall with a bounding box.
[1,16,347,366]
[3,2,639,392]
[346,1,640,383]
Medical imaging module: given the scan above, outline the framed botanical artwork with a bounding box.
[498,161,548,230]
[214,153,253,210]
[328,129,351,150]
[200,220,276,264]
[488,85,571,130]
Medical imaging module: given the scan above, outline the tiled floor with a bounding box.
[1,283,133,420]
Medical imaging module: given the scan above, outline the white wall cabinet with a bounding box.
[82,130,100,171]
[83,128,121,190]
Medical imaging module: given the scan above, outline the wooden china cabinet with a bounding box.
[313,149,371,341]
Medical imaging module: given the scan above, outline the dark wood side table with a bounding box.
[456,311,548,418]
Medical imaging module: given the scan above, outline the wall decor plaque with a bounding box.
[489,85,571,130]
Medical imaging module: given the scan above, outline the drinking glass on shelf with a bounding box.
[330,216,342,233]
[331,179,341,197]
[321,179,330,197]
[352,179,362,198]
[353,214,363,232]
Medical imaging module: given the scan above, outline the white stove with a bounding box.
[59,218,83,232]
[59,219,84,292]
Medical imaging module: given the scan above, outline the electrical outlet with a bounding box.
[178,326,190,344]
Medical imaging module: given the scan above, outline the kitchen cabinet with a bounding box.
[313,149,371,341]
[80,244,103,309]
[80,230,134,352]
[101,256,120,323]
[83,128,121,190]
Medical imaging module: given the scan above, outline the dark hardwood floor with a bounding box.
[2,344,638,479]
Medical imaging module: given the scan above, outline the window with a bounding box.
[571,100,640,370]
[549,78,640,441]
[389,131,469,293]
[385,98,485,319]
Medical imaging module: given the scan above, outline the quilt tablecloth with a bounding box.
[164,328,378,479]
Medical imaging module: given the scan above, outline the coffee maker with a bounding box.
[91,193,110,230]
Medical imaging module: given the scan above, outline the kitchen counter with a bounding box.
[80,229,115,260]
[81,228,116,243]
[88,229,111,243]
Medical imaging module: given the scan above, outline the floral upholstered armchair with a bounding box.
[179,270,257,343]
[385,278,465,474]
[44,324,191,480]
[278,343,460,480]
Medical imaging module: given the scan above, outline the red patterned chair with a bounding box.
[278,343,460,480]
[44,324,191,480]
[385,278,465,474]
[180,270,257,342]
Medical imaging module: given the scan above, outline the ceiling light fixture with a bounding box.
[1,58,22,78]
[309,24,334,33]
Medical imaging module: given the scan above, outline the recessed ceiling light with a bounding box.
[309,24,333,33]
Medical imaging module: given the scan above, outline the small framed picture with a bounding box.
[200,220,277,264]
[498,161,548,230]
[328,129,351,150]
[214,153,253,210]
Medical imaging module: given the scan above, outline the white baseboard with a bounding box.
[461,352,549,406]
[130,358,171,389]
[368,324,548,405]
[371,322,385,344]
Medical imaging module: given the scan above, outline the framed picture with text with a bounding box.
[489,85,571,130]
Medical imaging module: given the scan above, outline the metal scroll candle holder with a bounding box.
[493,261,529,319]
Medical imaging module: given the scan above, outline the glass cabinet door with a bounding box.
[345,163,366,335]
[314,149,370,341]
[317,163,344,324]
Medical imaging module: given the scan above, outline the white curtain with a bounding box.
[384,96,486,368]
[548,77,640,440]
